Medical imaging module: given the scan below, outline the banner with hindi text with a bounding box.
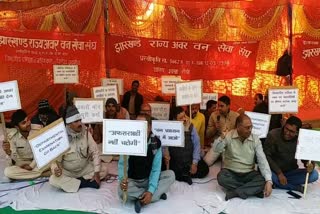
[0,29,101,72]
[107,34,259,80]
[294,38,320,78]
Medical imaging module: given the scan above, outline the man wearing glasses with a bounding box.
[214,114,272,200]
[263,116,318,192]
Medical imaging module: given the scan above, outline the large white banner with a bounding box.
[200,93,218,110]
[149,102,170,120]
[176,80,202,106]
[152,120,184,147]
[92,85,119,103]
[295,129,320,162]
[101,78,124,95]
[0,80,21,112]
[53,65,79,84]
[28,119,70,169]
[245,111,271,138]
[161,75,182,95]
[74,98,104,124]
[268,87,298,114]
[102,119,147,156]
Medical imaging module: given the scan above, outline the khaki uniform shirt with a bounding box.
[56,127,101,176]
[7,128,34,167]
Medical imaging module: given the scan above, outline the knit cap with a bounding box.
[65,105,82,124]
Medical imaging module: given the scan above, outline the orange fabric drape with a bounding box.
[0,0,105,121]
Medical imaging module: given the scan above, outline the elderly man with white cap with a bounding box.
[49,106,106,193]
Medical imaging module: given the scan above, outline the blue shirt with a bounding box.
[190,125,201,164]
[118,138,162,194]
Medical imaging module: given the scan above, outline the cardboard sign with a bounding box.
[176,80,202,106]
[268,87,298,114]
[200,93,218,110]
[152,120,184,147]
[101,78,124,95]
[74,98,104,124]
[161,75,182,95]
[295,129,320,162]
[0,80,21,112]
[92,85,119,103]
[102,119,147,156]
[53,65,79,84]
[245,111,271,138]
[149,102,170,120]
[28,118,70,169]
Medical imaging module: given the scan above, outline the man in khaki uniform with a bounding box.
[204,95,239,166]
[49,106,106,193]
[3,110,48,180]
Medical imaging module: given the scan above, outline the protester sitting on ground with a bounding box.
[93,98,128,163]
[253,92,282,131]
[204,95,239,166]
[263,116,318,192]
[166,107,209,185]
[203,100,217,132]
[190,104,205,148]
[118,114,175,213]
[31,99,59,130]
[253,93,264,110]
[214,114,273,200]
[4,110,50,180]
[49,106,106,193]
[140,103,156,120]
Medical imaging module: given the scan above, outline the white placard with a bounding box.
[101,78,124,95]
[176,80,202,106]
[102,119,147,156]
[152,120,184,147]
[53,65,79,84]
[149,102,170,120]
[0,80,21,112]
[200,93,218,110]
[295,129,320,162]
[268,87,298,114]
[74,98,104,124]
[92,85,119,103]
[245,111,271,138]
[28,119,70,169]
[161,76,182,94]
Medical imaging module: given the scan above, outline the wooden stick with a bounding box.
[303,160,311,198]
[1,112,7,142]
[189,105,192,122]
[123,155,128,203]
[165,146,170,170]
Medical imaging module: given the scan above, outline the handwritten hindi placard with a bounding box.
[245,111,271,138]
[152,120,184,147]
[161,76,182,95]
[101,78,124,95]
[295,129,320,162]
[74,98,104,124]
[268,87,298,114]
[200,93,218,110]
[102,119,147,156]
[92,85,119,103]
[53,65,79,84]
[0,80,21,112]
[28,119,70,169]
[176,80,202,106]
[149,102,170,120]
